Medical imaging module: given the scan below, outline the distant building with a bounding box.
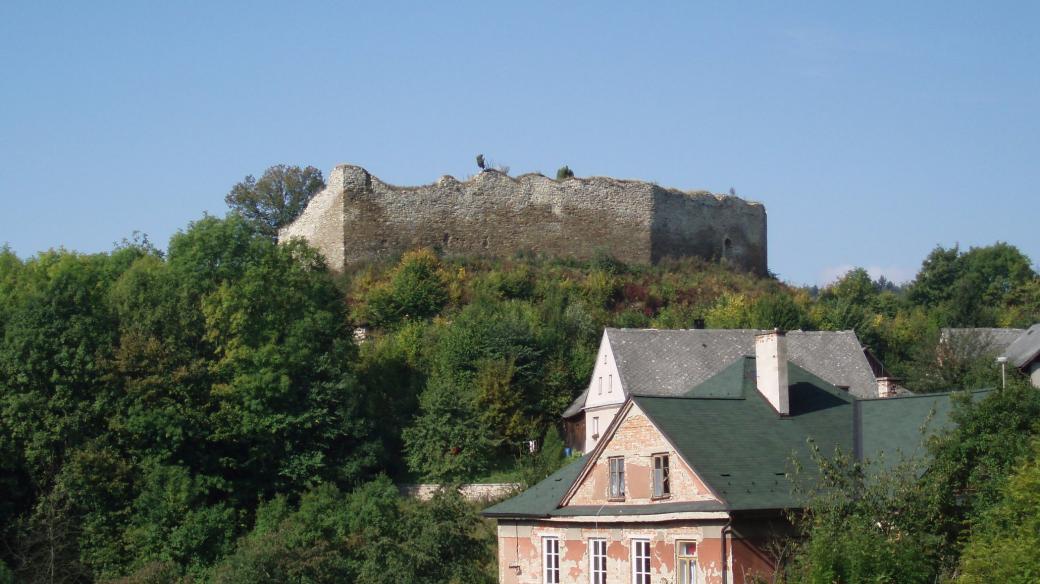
[485,330,983,584]
[940,325,1040,388]
[939,327,1025,356]
[1002,324,1040,388]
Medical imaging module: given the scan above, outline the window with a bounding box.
[598,376,603,395]
[677,541,698,584]
[589,539,606,584]
[608,374,612,393]
[632,539,651,584]
[609,457,625,499]
[592,417,599,438]
[652,454,670,498]
[543,537,560,584]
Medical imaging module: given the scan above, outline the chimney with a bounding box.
[755,329,790,415]
[876,377,901,398]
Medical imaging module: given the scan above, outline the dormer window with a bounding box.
[608,457,625,499]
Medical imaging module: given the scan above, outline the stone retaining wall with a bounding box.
[399,483,521,502]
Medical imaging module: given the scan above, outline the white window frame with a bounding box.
[589,538,607,584]
[677,540,698,584]
[608,456,625,499]
[543,536,560,584]
[592,416,600,438]
[632,538,651,584]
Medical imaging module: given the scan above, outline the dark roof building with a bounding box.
[940,327,1025,356]
[564,328,902,453]
[1004,324,1040,388]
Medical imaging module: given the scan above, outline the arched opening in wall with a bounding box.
[482,235,490,250]
[442,233,452,248]
[723,237,733,257]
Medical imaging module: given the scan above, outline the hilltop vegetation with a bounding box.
[0,207,1037,582]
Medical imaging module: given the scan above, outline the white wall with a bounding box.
[583,331,626,451]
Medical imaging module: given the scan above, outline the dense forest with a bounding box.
[2,166,1039,582]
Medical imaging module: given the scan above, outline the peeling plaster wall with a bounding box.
[279,165,767,275]
[496,521,734,584]
[568,405,718,507]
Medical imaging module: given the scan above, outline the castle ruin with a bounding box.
[279,164,768,275]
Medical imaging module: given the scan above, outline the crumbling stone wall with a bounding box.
[279,164,768,274]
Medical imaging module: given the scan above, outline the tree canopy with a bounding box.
[224,165,325,238]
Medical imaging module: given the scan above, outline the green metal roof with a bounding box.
[485,357,987,518]
[857,388,991,472]
[638,358,855,511]
[482,456,588,518]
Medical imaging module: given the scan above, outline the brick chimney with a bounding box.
[876,377,902,398]
[755,329,790,415]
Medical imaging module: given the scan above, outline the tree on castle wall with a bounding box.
[225,165,325,239]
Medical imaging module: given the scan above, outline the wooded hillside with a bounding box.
[1,210,1037,582]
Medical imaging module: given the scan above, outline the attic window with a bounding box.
[608,457,626,499]
[652,454,670,498]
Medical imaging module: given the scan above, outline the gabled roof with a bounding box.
[941,327,1025,356]
[605,328,879,399]
[1004,324,1040,369]
[488,357,988,518]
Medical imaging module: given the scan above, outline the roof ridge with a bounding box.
[605,327,857,334]
[858,388,993,401]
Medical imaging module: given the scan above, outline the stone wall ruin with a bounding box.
[279,164,768,274]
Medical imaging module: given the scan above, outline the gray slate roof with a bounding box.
[562,387,590,418]
[1004,324,1040,369]
[941,327,1025,356]
[606,328,879,399]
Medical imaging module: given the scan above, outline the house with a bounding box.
[940,327,1025,356]
[485,330,980,584]
[562,328,903,453]
[1003,324,1040,387]
[939,325,1040,388]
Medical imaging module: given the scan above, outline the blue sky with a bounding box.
[1,1,1037,285]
